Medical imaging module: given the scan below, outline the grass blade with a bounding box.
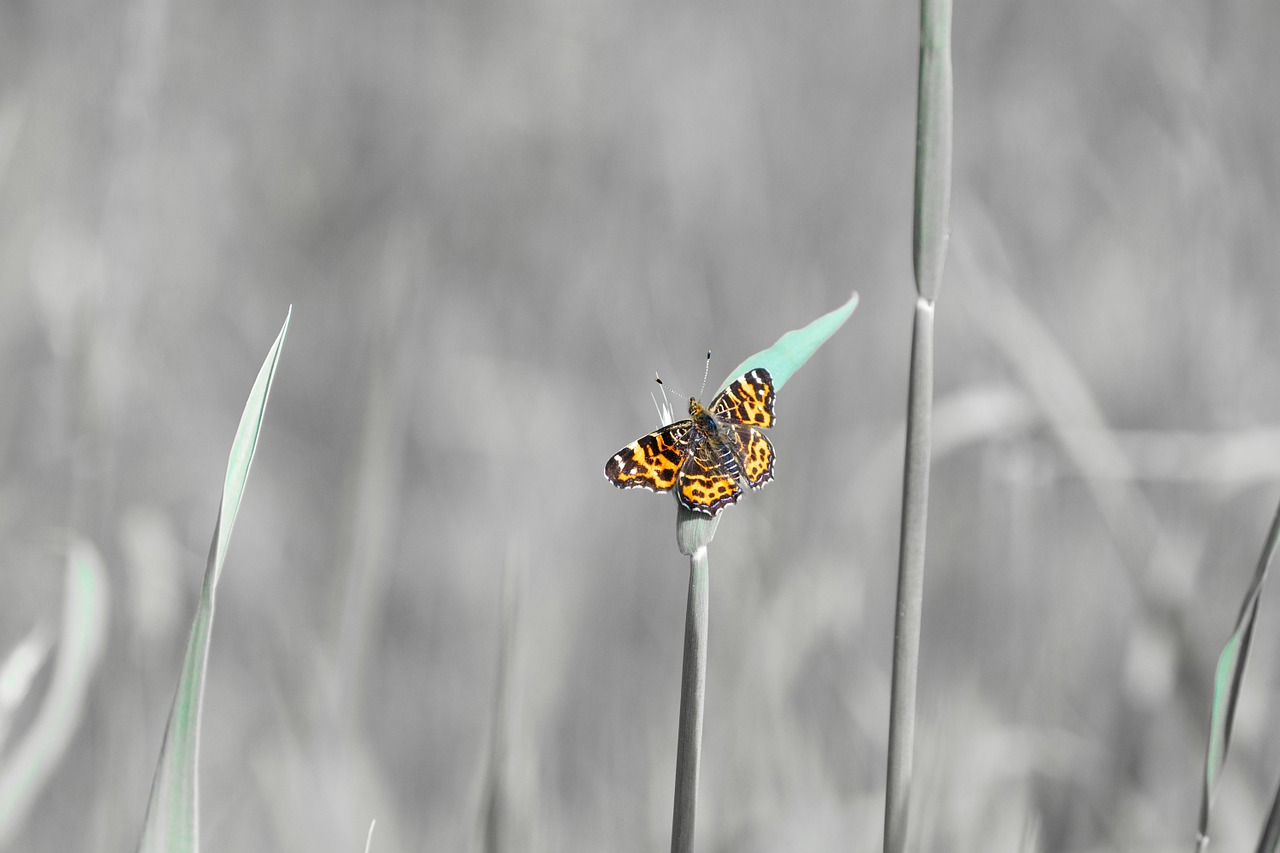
[886,0,951,848]
[716,290,858,394]
[136,307,291,853]
[0,538,109,846]
[1195,495,1280,852]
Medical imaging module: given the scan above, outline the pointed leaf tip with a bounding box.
[717,291,858,393]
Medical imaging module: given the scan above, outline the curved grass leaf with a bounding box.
[716,290,859,395]
[136,307,291,853]
[0,538,109,846]
[1196,494,1280,852]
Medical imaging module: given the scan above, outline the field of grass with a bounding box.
[1,0,1279,850]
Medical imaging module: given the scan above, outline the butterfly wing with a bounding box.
[723,423,775,488]
[604,420,693,493]
[709,368,776,429]
[676,436,743,515]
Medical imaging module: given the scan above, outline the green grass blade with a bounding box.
[0,538,109,846]
[1196,494,1280,852]
[214,308,292,582]
[716,290,858,394]
[136,307,291,853]
[1258,775,1280,853]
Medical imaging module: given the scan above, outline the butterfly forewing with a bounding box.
[604,421,693,492]
[709,368,776,429]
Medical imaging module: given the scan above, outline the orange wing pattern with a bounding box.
[725,424,775,488]
[604,421,692,492]
[676,439,743,514]
[710,368,775,429]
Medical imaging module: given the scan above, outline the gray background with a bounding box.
[1,0,1279,850]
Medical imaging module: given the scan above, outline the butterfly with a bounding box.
[604,368,776,516]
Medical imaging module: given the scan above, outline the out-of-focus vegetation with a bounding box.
[0,0,1278,850]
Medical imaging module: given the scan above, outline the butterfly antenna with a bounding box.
[698,350,712,399]
[653,373,677,425]
[655,372,687,399]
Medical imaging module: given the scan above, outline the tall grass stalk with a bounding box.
[671,510,716,853]
[885,301,935,852]
[885,0,951,850]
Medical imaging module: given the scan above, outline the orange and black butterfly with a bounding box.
[604,368,776,516]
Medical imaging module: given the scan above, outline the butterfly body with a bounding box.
[604,368,777,516]
[687,398,746,485]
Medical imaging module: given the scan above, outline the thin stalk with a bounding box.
[885,301,935,853]
[1258,775,1280,853]
[671,545,710,853]
[885,0,950,846]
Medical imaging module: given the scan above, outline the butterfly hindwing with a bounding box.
[676,438,743,514]
[604,421,692,492]
[724,423,775,488]
[709,368,775,429]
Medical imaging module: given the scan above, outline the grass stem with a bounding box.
[671,545,710,853]
[884,299,935,853]
[885,0,950,845]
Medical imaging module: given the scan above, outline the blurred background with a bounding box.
[1,0,1279,850]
